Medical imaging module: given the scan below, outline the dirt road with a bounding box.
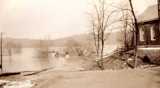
[29,68,160,88]
[1,56,160,88]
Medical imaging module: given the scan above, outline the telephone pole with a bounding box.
[0,32,3,72]
[158,0,160,18]
[158,0,160,36]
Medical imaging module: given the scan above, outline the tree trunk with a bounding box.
[128,0,139,68]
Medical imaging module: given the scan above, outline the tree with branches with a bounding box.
[89,0,110,70]
[89,0,140,69]
[89,0,126,69]
[112,0,139,67]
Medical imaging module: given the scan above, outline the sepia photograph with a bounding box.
[0,0,160,88]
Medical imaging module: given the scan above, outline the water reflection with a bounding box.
[3,48,54,72]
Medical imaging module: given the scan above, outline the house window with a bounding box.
[150,25,156,41]
[138,22,160,45]
[139,27,145,42]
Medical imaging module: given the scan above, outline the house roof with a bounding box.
[137,4,158,23]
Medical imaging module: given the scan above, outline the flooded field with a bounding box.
[2,48,55,72]
[1,45,118,73]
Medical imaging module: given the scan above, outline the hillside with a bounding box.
[3,31,123,48]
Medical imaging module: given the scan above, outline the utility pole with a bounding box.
[158,0,160,19]
[158,0,160,24]
[158,0,160,39]
[0,32,3,72]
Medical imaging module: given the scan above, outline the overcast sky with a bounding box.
[0,0,157,39]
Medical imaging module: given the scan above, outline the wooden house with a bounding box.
[137,4,160,64]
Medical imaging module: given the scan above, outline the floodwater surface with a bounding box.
[2,48,55,72]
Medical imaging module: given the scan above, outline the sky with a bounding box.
[0,0,157,39]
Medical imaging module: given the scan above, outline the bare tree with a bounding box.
[113,0,139,67]
[89,0,123,69]
[120,7,135,51]
[89,1,133,69]
[89,0,140,69]
[128,0,139,67]
[65,38,84,56]
[89,0,108,70]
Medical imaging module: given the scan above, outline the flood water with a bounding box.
[1,45,118,73]
[2,48,56,72]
